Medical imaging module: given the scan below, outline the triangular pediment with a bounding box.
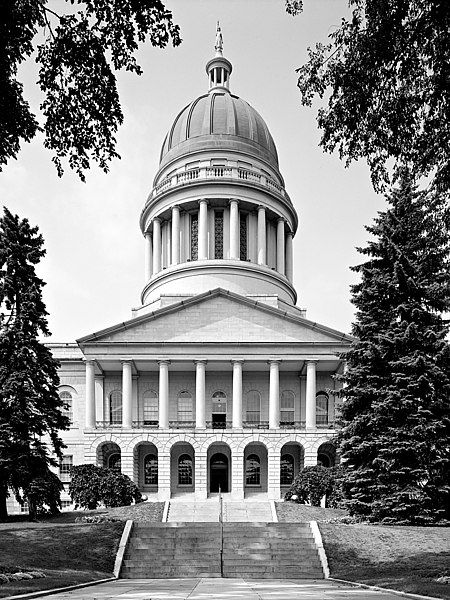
[77,289,352,346]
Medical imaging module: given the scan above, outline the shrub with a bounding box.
[285,465,333,506]
[69,464,142,509]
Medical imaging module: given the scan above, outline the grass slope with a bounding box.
[321,523,450,600]
[0,522,123,597]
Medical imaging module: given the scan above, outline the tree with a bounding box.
[0,207,69,519]
[338,175,450,524]
[295,0,450,192]
[285,465,333,506]
[1,0,181,180]
[70,464,142,510]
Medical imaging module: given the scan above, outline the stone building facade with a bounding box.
[7,37,352,513]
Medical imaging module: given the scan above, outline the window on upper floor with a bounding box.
[245,391,261,424]
[60,455,73,483]
[109,390,122,424]
[280,390,295,425]
[59,390,73,424]
[178,391,193,423]
[316,392,329,425]
[143,390,158,426]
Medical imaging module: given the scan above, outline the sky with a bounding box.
[0,0,384,342]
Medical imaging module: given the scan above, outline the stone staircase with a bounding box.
[121,523,222,578]
[167,500,219,522]
[222,522,324,579]
[121,521,324,579]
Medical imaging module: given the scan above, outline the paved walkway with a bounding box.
[167,499,274,522]
[35,578,409,600]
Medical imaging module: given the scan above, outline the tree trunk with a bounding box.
[0,481,8,520]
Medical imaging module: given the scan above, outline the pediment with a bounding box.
[78,289,351,346]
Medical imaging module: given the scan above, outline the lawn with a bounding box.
[320,522,450,600]
[275,502,347,522]
[0,502,164,597]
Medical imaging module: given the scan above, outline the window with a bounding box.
[60,455,73,483]
[178,454,193,485]
[246,391,261,424]
[240,214,248,260]
[177,391,193,423]
[144,454,158,485]
[110,391,122,424]
[316,392,329,425]
[280,390,295,425]
[245,454,260,485]
[108,453,121,471]
[212,391,227,429]
[60,390,73,424]
[190,214,198,260]
[214,211,224,259]
[143,390,158,425]
[61,500,73,511]
[280,454,295,485]
[20,502,29,513]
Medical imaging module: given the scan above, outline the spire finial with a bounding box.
[215,21,223,56]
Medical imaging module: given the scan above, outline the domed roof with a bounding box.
[159,91,279,169]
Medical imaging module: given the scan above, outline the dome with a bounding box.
[159,91,279,170]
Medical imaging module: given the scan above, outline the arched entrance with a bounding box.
[209,452,229,493]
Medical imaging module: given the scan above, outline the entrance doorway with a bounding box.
[210,452,229,493]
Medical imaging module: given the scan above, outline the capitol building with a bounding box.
[16,35,352,509]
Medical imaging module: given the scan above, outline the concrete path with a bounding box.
[34,578,410,600]
[223,500,273,522]
[167,501,219,522]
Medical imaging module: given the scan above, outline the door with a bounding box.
[210,452,229,493]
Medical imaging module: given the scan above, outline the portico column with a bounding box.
[158,360,170,429]
[306,360,317,429]
[285,231,293,282]
[229,199,239,260]
[276,218,285,275]
[171,205,180,265]
[268,360,280,429]
[122,361,132,428]
[257,205,266,265]
[198,200,208,260]
[85,360,96,428]
[195,360,207,428]
[144,231,153,281]
[152,218,161,274]
[232,360,243,428]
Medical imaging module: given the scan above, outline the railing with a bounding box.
[152,166,286,200]
[279,421,306,429]
[169,420,196,429]
[95,421,122,429]
[242,420,269,429]
[205,420,232,429]
[132,420,158,429]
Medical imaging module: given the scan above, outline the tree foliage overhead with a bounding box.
[1,0,181,180]
[296,0,450,192]
[338,175,450,524]
[0,208,69,519]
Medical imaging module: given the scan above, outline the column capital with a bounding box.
[267,358,282,365]
[144,230,152,238]
[172,204,180,210]
[228,198,239,206]
[194,359,208,365]
[120,358,133,365]
[277,216,285,224]
[198,198,209,206]
[286,229,294,238]
[153,216,161,223]
[83,358,96,365]
[306,359,318,365]
[230,358,244,365]
[257,204,266,212]
[157,359,171,366]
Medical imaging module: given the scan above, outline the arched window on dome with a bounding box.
[240,214,248,260]
[280,454,295,486]
[316,392,329,426]
[144,454,158,485]
[109,391,122,424]
[245,391,261,425]
[59,391,73,424]
[245,454,261,485]
[178,454,193,485]
[177,391,193,424]
[214,211,224,259]
[190,214,198,260]
[143,390,158,426]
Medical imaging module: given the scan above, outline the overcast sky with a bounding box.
[0,0,384,342]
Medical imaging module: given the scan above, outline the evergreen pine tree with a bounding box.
[338,175,450,524]
[0,208,69,519]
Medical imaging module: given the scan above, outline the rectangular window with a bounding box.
[61,500,73,511]
[280,391,295,425]
[178,396,193,422]
[240,214,248,260]
[60,455,73,483]
[20,502,29,513]
[190,214,198,260]
[214,211,224,259]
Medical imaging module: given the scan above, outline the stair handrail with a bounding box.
[218,485,223,524]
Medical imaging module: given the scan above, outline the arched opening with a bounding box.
[211,391,227,429]
[317,442,336,467]
[59,390,73,424]
[280,442,304,492]
[244,442,268,496]
[170,442,195,496]
[209,452,229,493]
[133,442,158,490]
[97,442,121,471]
